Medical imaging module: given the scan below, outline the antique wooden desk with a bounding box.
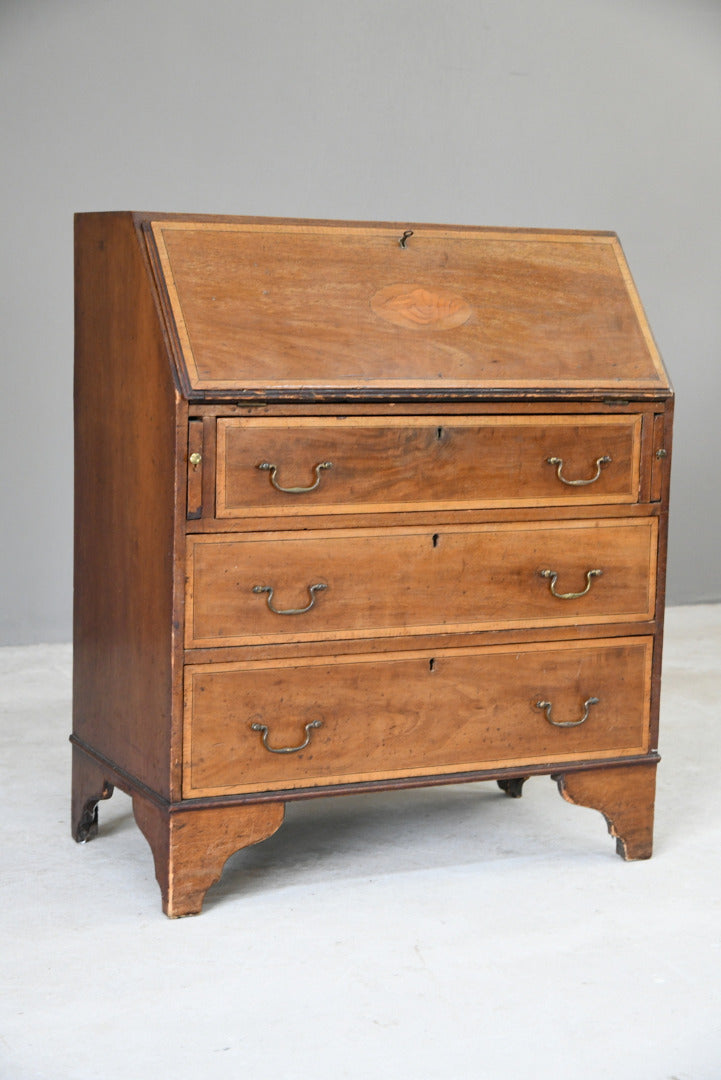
[72,214,672,916]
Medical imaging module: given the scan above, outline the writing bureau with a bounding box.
[72,213,672,916]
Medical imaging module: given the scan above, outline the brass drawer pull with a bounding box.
[252,582,327,615]
[547,455,611,486]
[539,568,602,599]
[251,719,322,754]
[258,460,333,494]
[536,696,600,728]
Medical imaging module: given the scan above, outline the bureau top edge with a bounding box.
[180,385,674,406]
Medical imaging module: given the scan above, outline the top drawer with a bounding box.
[216,415,642,518]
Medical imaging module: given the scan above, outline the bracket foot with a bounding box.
[71,745,115,842]
[497,777,529,799]
[132,797,286,917]
[554,762,657,860]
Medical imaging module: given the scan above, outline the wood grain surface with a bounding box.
[73,212,184,799]
[150,220,669,395]
[185,518,657,647]
[183,636,653,797]
[216,414,643,517]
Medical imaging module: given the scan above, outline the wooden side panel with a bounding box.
[183,637,654,797]
[73,212,180,798]
[648,396,674,751]
[186,419,204,518]
[217,415,643,518]
[185,518,657,647]
[650,412,670,502]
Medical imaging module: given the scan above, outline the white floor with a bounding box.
[1,605,720,1080]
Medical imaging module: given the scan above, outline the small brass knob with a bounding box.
[189,452,202,468]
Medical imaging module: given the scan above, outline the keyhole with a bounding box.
[432,533,440,548]
[437,427,443,440]
[429,658,436,672]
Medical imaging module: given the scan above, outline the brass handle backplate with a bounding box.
[252,583,327,615]
[536,696,600,728]
[547,455,611,486]
[539,568,602,599]
[251,719,322,754]
[258,461,333,494]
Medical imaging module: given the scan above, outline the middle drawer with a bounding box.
[186,518,657,648]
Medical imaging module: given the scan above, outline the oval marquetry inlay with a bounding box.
[370,283,473,331]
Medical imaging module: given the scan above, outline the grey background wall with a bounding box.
[1,0,720,645]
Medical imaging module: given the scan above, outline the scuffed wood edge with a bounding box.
[554,762,657,860]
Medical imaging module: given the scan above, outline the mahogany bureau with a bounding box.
[72,213,673,916]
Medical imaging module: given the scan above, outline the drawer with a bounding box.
[216,415,643,518]
[183,636,653,797]
[185,518,657,648]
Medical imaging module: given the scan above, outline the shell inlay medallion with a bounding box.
[370,283,473,331]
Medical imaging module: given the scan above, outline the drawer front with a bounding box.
[185,518,657,648]
[183,637,653,797]
[216,415,643,518]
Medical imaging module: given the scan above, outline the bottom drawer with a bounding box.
[183,637,653,798]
